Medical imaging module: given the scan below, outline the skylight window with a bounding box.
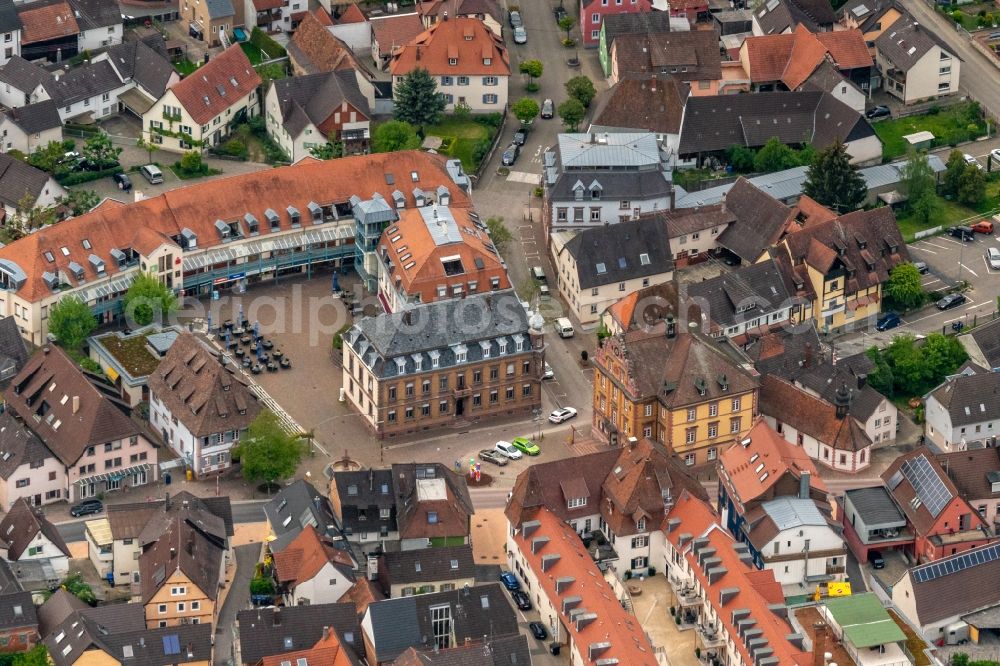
[639,253,650,265]
[82,239,91,250]
[60,247,69,256]
[596,262,607,274]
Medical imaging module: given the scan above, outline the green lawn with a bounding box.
[895,177,1000,240]
[173,59,198,76]
[240,42,265,65]
[873,102,988,160]
[424,116,496,172]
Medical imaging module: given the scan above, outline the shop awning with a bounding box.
[77,463,150,485]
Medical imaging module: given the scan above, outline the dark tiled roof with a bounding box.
[139,515,225,603]
[236,603,363,666]
[263,479,340,549]
[0,588,35,632]
[0,0,20,34]
[392,463,473,541]
[104,38,175,98]
[0,497,71,560]
[68,0,121,30]
[936,448,1000,500]
[87,623,213,666]
[0,152,55,209]
[905,541,1000,625]
[0,410,53,481]
[686,256,793,329]
[330,468,397,535]
[755,0,836,35]
[969,317,1000,369]
[716,178,793,263]
[929,368,1000,428]
[591,74,689,135]
[390,635,531,666]
[506,449,621,527]
[845,486,906,525]
[46,60,122,107]
[378,544,475,586]
[37,588,86,637]
[602,11,673,50]
[874,17,958,72]
[549,169,672,202]
[562,216,674,289]
[44,603,148,666]
[613,29,722,82]
[0,56,49,95]
[5,345,140,467]
[272,70,371,138]
[657,203,735,237]
[6,99,62,134]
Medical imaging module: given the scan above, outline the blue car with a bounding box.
[875,312,901,332]
[499,571,520,591]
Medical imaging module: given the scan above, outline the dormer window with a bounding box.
[483,57,491,65]
[308,201,322,223]
[265,208,280,231]
[591,189,601,200]
[286,206,300,227]
[449,58,458,65]
[637,517,646,531]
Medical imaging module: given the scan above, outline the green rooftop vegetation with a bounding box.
[97,333,161,378]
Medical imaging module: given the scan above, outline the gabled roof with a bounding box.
[139,514,225,603]
[0,152,56,209]
[392,462,473,541]
[0,56,51,94]
[927,368,1000,427]
[43,603,146,666]
[968,317,1000,370]
[759,375,872,451]
[390,635,531,666]
[330,468,397,534]
[338,3,367,23]
[5,99,62,135]
[874,17,958,72]
[68,0,122,30]
[17,0,78,44]
[716,177,794,263]
[686,256,795,330]
[935,448,1000,500]
[562,216,674,289]
[104,38,176,98]
[37,588,86,637]
[337,579,385,617]
[378,544,475,586]
[0,559,34,633]
[107,492,233,541]
[880,447,977,536]
[742,25,870,88]
[260,627,356,666]
[605,281,681,333]
[273,525,355,588]
[506,449,621,527]
[390,16,510,77]
[236,604,364,666]
[612,28,722,82]
[754,0,836,35]
[168,44,261,125]
[370,13,426,57]
[591,74,689,136]
[0,0,20,34]
[272,69,371,139]
[264,479,340,551]
[0,497,71,560]
[901,541,1000,625]
[602,10,673,49]
[0,410,53,480]
[289,12,370,76]
[5,345,139,467]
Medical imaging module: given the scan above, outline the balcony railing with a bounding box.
[826,565,846,576]
[696,623,725,649]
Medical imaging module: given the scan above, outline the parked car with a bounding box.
[62,150,82,164]
[511,436,540,456]
[937,293,967,310]
[541,98,554,119]
[543,362,554,380]
[865,105,891,120]
[495,440,523,459]
[869,550,885,570]
[531,266,546,281]
[991,148,1000,165]
[548,406,578,423]
[69,499,103,517]
[513,26,527,43]
[529,622,548,640]
[478,448,509,466]
[913,261,928,274]
[513,127,528,146]
[965,153,985,171]
[509,10,522,27]
[972,220,994,234]
[113,172,132,192]
[140,164,164,184]
[875,312,902,331]
[947,225,975,241]
[553,6,567,22]
[988,247,1000,270]
[501,143,520,166]
[500,571,521,591]
[512,590,532,610]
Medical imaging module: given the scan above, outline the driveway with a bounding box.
[215,544,260,666]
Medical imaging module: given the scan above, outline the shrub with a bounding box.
[57,165,121,186]
[473,138,491,165]
[533,186,543,197]
[525,82,540,93]
[475,112,504,128]
[79,357,101,373]
[249,27,286,59]
[220,139,248,158]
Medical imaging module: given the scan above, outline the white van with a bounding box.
[140,164,164,184]
[555,317,574,338]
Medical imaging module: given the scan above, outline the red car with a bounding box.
[972,220,994,234]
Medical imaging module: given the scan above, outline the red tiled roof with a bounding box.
[259,627,354,666]
[289,12,368,75]
[19,1,78,45]
[313,7,335,26]
[170,44,261,125]
[782,25,831,89]
[338,4,367,24]
[273,525,354,588]
[816,28,873,69]
[371,14,426,57]
[513,508,658,666]
[742,24,870,88]
[252,0,283,9]
[759,375,872,452]
[742,33,795,82]
[390,17,509,76]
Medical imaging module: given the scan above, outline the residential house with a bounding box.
[657,204,736,266]
[841,485,911,565]
[751,0,836,36]
[342,291,543,438]
[0,0,21,67]
[71,0,124,51]
[543,132,673,234]
[147,332,261,478]
[416,0,503,36]
[85,517,113,581]
[265,70,372,161]
[550,216,674,325]
[88,325,180,407]
[819,593,910,665]
[106,492,234,588]
[246,0,311,36]
[392,462,474,550]
[390,17,509,113]
[376,544,475,597]
[234,603,364,666]
[588,74,689,155]
[608,28,723,90]
[935,447,1000,536]
[263,479,341,552]
[678,90,882,166]
[17,1,79,62]
[924,366,1000,450]
[273,525,356,607]
[375,203,509,313]
[389,636,531,666]
[4,345,158,503]
[46,59,135,123]
[660,490,813,665]
[760,375,874,472]
[288,12,373,88]
[328,467,398,550]
[142,44,261,152]
[717,419,829,538]
[181,0,237,46]
[328,5,372,53]
[36,588,85,638]
[337,579,385,618]
[0,560,36,654]
[891,541,1000,642]
[0,497,70,578]
[591,325,758,467]
[580,0,654,49]
[43,602,212,666]
[97,37,180,118]
[874,19,960,104]
[602,280,682,335]
[0,152,66,219]
[598,10,673,77]
[741,496,847,591]
[0,150,470,347]
[0,412,62,510]
[0,56,51,109]
[0,101,62,155]
[882,447,993,563]
[369,13,425,71]
[775,207,908,333]
[507,509,659,665]
[839,0,903,50]
[361,585,518,664]
[667,0,710,25]
[961,316,1000,371]
[253,625,359,666]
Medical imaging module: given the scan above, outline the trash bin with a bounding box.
[549,643,560,656]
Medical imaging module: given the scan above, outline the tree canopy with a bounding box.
[486,217,513,254]
[943,150,986,206]
[565,76,597,108]
[309,142,343,160]
[233,410,307,486]
[802,140,866,212]
[124,272,178,327]
[393,68,447,132]
[519,59,543,82]
[558,98,586,131]
[48,295,96,349]
[884,263,925,311]
[867,333,968,397]
[511,98,540,125]
[373,120,421,153]
[901,149,941,225]
[753,137,801,173]
[81,132,122,168]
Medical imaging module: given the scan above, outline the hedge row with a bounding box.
[250,27,286,60]
[57,164,121,186]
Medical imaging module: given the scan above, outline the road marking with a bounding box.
[966,303,982,310]
[922,278,941,287]
[909,246,937,254]
[506,170,541,184]
[984,255,991,272]
[918,241,951,250]
[939,237,965,246]
[960,263,979,277]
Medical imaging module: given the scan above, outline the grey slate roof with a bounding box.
[264,479,340,551]
[331,468,397,535]
[0,314,28,380]
[0,0,20,34]
[379,544,475,586]
[104,39,175,98]
[755,0,836,35]
[37,588,86,637]
[272,70,371,139]
[845,486,906,525]
[549,169,673,202]
[205,0,235,19]
[43,601,147,666]
[602,11,673,49]
[686,256,793,328]
[86,624,214,666]
[6,99,62,134]
[348,290,530,380]
[0,572,34,632]
[562,216,674,289]
[236,603,364,666]
[47,60,124,106]
[0,411,53,480]
[928,369,1000,427]
[365,584,517,663]
[874,17,959,72]
[0,55,51,94]
[716,177,792,263]
[557,132,661,169]
[68,0,122,30]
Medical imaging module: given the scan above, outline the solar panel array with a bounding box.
[912,543,1000,583]
[900,456,952,517]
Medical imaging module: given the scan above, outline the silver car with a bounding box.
[513,26,527,44]
[988,247,1000,270]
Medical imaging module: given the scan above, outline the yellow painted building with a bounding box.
[592,320,758,467]
[144,570,217,629]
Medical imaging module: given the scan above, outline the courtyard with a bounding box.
[626,575,700,666]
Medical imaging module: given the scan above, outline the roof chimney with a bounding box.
[799,471,810,499]
[72,396,80,414]
[169,547,176,559]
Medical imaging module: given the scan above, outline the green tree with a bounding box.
[136,134,156,163]
[27,140,75,176]
[565,76,597,108]
[309,142,343,160]
[956,162,986,205]
[9,193,57,237]
[81,132,122,168]
[48,295,96,349]
[10,646,49,666]
[179,150,205,173]
[943,149,967,196]
[511,97,540,125]
[124,272,178,327]
[753,137,800,173]
[558,98,586,131]
[921,333,968,379]
[393,68,447,134]
[558,15,575,41]
[372,120,421,153]
[802,140,866,212]
[901,150,941,226]
[884,334,926,392]
[884,263,925,311]
[58,573,97,606]
[486,216,513,254]
[233,410,307,487]
[58,189,100,216]
[519,59,543,84]
[727,145,755,172]
[865,347,894,398]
